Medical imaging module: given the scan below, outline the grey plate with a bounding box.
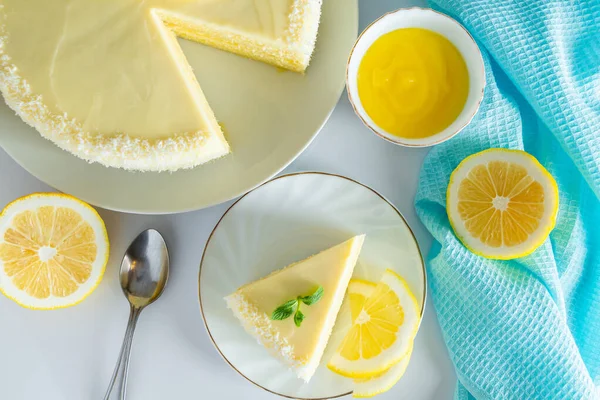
[0,1,358,214]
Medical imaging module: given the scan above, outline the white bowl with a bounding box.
[346,8,485,147]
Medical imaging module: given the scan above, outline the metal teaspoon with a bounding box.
[103,229,169,400]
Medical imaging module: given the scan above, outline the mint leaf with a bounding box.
[300,286,324,306]
[294,309,305,327]
[271,299,298,321]
[271,286,323,327]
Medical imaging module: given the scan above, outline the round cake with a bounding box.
[0,0,321,171]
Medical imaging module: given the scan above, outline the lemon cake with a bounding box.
[225,235,365,382]
[0,0,322,171]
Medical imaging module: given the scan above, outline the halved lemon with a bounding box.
[353,348,412,398]
[328,269,419,378]
[447,149,559,259]
[0,193,109,309]
[347,278,413,398]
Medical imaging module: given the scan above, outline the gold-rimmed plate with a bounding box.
[199,172,426,399]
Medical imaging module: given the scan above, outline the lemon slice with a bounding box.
[0,193,109,309]
[447,149,559,259]
[348,278,377,322]
[328,269,419,378]
[353,348,412,398]
[347,278,413,398]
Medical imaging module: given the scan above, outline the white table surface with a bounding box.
[0,1,456,399]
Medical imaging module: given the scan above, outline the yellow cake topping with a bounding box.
[225,235,365,382]
[0,0,322,171]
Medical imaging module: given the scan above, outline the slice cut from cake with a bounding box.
[0,0,322,171]
[225,235,365,382]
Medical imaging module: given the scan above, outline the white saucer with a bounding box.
[199,172,426,399]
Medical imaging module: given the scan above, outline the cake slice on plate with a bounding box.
[225,235,365,382]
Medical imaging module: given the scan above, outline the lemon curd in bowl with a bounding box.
[357,28,469,140]
[347,8,485,147]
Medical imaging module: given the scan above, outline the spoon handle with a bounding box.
[103,305,143,400]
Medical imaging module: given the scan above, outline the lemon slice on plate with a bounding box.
[447,148,559,259]
[353,348,412,398]
[346,278,413,398]
[328,269,419,378]
[0,193,109,309]
[348,278,377,322]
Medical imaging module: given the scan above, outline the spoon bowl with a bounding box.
[120,229,169,308]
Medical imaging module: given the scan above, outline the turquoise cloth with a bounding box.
[415,1,600,399]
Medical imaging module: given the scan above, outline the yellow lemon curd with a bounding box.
[357,28,469,139]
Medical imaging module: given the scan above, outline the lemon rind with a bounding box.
[349,278,377,288]
[327,269,420,379]
[352,347,412,398]
[327,346,412,379]
[446,148,559,260]
[0,193,109,310]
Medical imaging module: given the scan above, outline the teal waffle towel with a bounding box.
[415,0,600,399]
